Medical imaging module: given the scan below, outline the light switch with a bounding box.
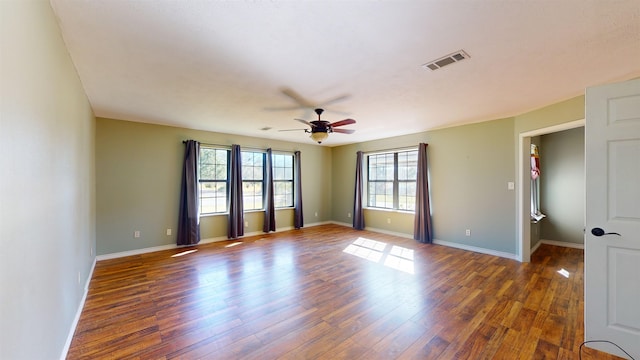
[508,182,515,190]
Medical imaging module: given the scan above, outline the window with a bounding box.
[530,143,545,222]
[197,147,296,214]
[242,151,264,211]
[198,147,228,214]
[367,149,418,211]
[272,153,294,208]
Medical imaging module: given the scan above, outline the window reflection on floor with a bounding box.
[171,249,198,258]
[343,237,415,274]
[557,268,570,278]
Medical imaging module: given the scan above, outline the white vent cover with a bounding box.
[422,50,470,71]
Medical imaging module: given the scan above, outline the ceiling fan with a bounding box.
[282,108,356,144]
[265,88,351,116]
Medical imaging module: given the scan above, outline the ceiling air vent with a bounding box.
[422,50,470,71]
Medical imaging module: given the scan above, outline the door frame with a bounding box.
[516,119,585,262]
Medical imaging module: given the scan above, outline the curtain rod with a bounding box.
[182,140,299,153]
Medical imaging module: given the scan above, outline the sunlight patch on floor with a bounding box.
[343,237,415,274]
[557,268,570,278]
[343,244,384,262]
[171,249,198,258]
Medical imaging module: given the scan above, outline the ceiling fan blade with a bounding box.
[281,88,315,108]
[295,118,316,127]
[263,105,305,111]
[330,118,356,127]
[318,94,351,107]
[332,128,355,134]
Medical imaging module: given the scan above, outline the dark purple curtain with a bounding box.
[414,143,433,243]
[228,144,244,239]
[353,151,365,230]
[263,149,276,232]
[293,151,304,229]
[177,140,201,245]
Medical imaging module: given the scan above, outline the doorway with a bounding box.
[516,119,584,262]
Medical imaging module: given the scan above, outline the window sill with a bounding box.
[199,207,295,218]
[363,207,415,215]
[531,213,546,224]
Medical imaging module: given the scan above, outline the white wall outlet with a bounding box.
[166,228,172,236]
[315,212,318,217]
[244,221,249,227]
[134,230,140,238]
[347,212,351,218]
[90,247,93,256]
[465,229,471,236]
[387,218,391,224]
[508,181,515,190]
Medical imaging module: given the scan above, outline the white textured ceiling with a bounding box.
[50,0,640,146]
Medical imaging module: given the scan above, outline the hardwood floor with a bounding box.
[68,224,623,359]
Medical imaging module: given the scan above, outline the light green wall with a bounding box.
[429,118,516,253]
[331,95,587,256]
[0,1,96,359]
[514,95,585,253]
[514,95,585,133]
[332,118,517,254]
[96,118,331,255]
[540,127,585,244]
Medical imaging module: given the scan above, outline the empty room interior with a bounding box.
[2,1,640,359]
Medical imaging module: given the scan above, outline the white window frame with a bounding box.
[365,147,418,212]
[197,147,296,215]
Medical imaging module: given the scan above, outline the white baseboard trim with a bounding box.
[330,222,518,261]
[432,239,518,261]
[537,239,584,250]
[363,226,413,240]
[330,221,415,240]
[530,240,542,254]
[97,221,528,263]
[96,222,333,261]
[60,257,96,360]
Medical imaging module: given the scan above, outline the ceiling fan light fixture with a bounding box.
[310,132,329,144]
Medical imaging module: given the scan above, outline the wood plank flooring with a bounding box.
[68,224,623,359]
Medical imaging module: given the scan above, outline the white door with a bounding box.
[585,77,640,359]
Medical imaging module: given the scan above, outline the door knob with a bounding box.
[591,227,621,237]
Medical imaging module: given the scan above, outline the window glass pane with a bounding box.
[274,167,285,180]
[273,154,294,208]
[273,154,284,167]
[216,165,227,180]
[200,148,227,181]
[242,166,252,179]
[368,153,395,181]
[274,181,293,207]
[253,166,263,180]
[200,164,215,179]
[241,151,263,181]
[398,182,416,211]
[199,182,227,214]
[243,181,263,210]
[368,183,376,206]
[398,150,418,180]
[199,147,229,214]
[366,149,419,211]
[368,181,393,209]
